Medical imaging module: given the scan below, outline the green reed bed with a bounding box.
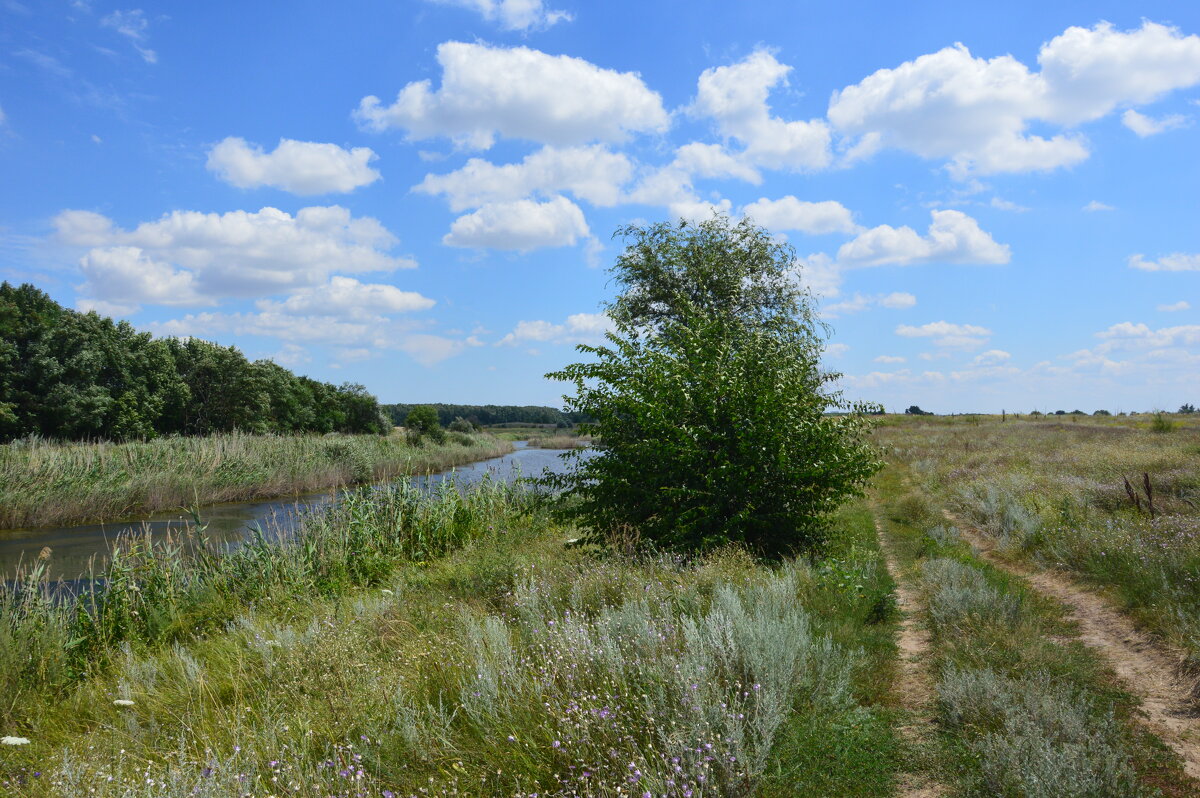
[877,417,1200,683]
[0,431,513,529]
[0,476,531,732]
[1,490,903,796]
[874,467,1192,797]
[524,434,593,449]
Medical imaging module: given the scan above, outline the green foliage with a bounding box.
[904,405,934,415]
[383,402,586,428]
[447,416,476,433]
[1150,412,1176,433]
[0,282,388,442]
[547,216,881,556]
[403,404,445,444]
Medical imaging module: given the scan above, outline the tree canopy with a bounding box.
[546,216,882,557]
[0,282,389,442]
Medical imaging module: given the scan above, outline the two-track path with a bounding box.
[946,511,1200,782]
[875,517,945,798]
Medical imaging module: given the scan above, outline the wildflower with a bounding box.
[1,736,30,745]
[113,699,135,707]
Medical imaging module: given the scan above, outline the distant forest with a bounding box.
[383,403,587,428]
[0,282,388,442]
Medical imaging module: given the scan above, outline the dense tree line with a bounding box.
[0,282,389,442]
[382,403,587,428]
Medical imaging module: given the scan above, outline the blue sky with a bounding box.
[1,0,1198,413]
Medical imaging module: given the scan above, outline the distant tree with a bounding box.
[904,405,932,416]
[1054,410,1066,415]
[404,405,445,443]
[1093,409,1111,416]
[448,416,476,433]
[1179,403,1196,414]
[1029,410,1044,417]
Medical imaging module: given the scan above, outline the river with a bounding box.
[0,441,597,580]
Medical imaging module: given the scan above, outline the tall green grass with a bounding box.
[0,432,512,529]
[1,487,904,796]
[0,476,532,732]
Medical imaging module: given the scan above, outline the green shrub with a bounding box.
[547,216,881,556]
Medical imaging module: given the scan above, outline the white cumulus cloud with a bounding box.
[827,21,1200,176]
[793,252,843,299]
[837,209,1010,267]
[77,246,206,313]
[741,196,858,235]
[206,137,381,195]
[621,165,731,222]
[1158,301,1190,312]
[355,42,669,149]
[896,320,991,349]
[1129,253,1200,272]
[56,205,414,307]
[259,276,434,319]
[426,0,570,31]
[671,142,762,184]
[823,291,916,318]
[443,195,589,250]
[498,312,612,347]
[1121,109,1189,137]
[972,349,1011,365]
[416,145,632,211]
[691,50,832,171]
[1083,200,1114,212]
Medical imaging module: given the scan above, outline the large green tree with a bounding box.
[546,216,882,556]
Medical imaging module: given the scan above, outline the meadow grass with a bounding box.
[873,465,1193,797]
[876,415,1200,684]
[0,482,904,796]
[0,432,513,529]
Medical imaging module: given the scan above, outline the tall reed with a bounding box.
[0,432,512,529]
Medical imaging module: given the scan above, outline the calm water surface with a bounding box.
[0,441,597,580]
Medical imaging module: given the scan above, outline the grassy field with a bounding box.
[1,480,905,796]
[0,432,513,529]
[875,464,1194,797]
[3,414,1198,795]
[876,414,1200,680]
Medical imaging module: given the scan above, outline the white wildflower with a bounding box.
[113,699,135,707]
[1,736,30,745]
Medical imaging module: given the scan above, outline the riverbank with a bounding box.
[0,431,513,530]
[0,479,903,797]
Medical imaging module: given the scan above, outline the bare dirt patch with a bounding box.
[876,518,946,798]
[947,511,1200,782]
